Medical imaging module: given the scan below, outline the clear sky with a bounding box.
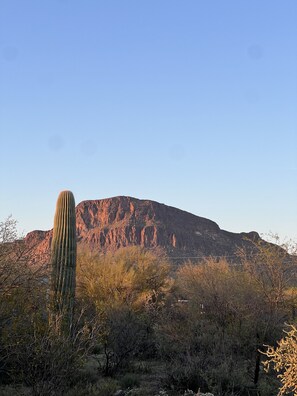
[0,1,296,242]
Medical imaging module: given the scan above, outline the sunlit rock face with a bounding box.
[25,196,260,263]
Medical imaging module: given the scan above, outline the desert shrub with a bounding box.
[132,361,152,374]
[120,373,141,389]
[101,307,150,375]
[262,324,297,395]
[156,262,272,395]
[201,357,248,395]
[0,217,49,385]
[2,309,100,396]
[76,246,173,375]
[0,385,31,396]
[156,254,295,395]
[77,246,172,316]
[163,356,207,393]
[73,360,100,386]
[65,378,118,396]
[256,375,280,396]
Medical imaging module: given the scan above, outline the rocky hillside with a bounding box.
[25,196,261,263]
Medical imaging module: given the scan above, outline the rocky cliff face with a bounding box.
[25,196,260,263]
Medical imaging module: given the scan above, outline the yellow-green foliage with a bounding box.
[77,246,172,314]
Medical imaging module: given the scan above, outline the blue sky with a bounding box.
[0,1,296,241]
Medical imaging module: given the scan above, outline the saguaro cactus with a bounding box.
[50,190,77,331]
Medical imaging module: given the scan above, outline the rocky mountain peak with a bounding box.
[25,196,260,263]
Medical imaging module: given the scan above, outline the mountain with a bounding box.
[25,196,261,263]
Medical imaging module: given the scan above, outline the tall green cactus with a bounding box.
[50,190,77,331]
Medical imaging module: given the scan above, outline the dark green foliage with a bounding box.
[50,190,77,331]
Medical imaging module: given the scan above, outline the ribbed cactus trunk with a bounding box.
[50,190,77,333]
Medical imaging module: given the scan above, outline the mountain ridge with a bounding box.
[25,196,261,263]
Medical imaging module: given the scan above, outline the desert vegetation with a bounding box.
[1,201,297,395]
